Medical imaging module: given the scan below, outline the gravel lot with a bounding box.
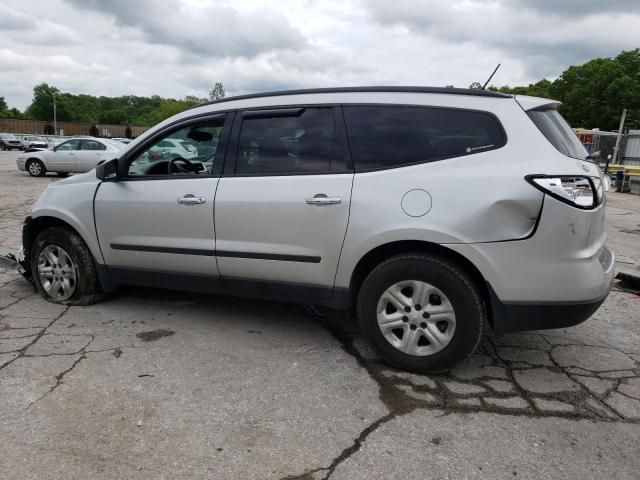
[1,149,639,479]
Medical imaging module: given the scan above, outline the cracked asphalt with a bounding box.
[1,150,639,479]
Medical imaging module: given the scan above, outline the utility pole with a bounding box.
[611,108,627,169]
[53,93,57,136]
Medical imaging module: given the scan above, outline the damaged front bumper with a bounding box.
[0,247,32,282]
[0,216,34,282]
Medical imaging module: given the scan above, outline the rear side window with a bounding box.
[343,106,506,171]
[81,140,106,151]
[527,108,587,160]
[235,108,336,175]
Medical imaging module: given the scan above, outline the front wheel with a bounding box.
[31,227,104,305]
[26,159,46,177]
[357,253,485,373]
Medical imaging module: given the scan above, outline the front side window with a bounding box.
[56,140,80,151]
[344,106,507,172]
[235,107,336,175]
[127,120,223,176]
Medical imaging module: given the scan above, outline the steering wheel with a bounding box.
[168,156,195,174]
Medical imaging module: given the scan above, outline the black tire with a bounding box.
[26,158,46,177]
[31,227,105,306]
[357,253,485,374]
[56,172,69,177]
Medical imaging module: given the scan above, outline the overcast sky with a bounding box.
[1,0,639,110]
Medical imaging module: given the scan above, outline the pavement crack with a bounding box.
[303,307,640,424]
[320,412,394,479]
[0,306,70,372]
[279,412,394,480]
[26,352,88,410]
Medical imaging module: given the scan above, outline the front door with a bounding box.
[48,139,80,171]
[94,115,228,281]
[214,106,353,296]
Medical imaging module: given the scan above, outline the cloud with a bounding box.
[63,0,308,58]
[1,0,639,112]
[0,4,36,30]
[512,0,640,17]
[362,0,640,80]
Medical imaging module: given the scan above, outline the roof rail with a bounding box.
[194,86,511,108]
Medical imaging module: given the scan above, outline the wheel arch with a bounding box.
[348,240,493,327]
[25,156,45,165]
[24,214,104,270]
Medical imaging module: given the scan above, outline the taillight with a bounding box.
[525,175,603,210]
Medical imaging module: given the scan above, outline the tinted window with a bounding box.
[236,108,336,175]
[56,140,80,151]
[527,108,587,160]
[81,140,106,151]
[344,106,506,171]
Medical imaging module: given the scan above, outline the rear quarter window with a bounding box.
[526,108,587,160]
[343,105,506,172]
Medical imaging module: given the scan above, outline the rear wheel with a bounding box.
[26,159,46,177]
[357,253,484,373]
[31,227,104,305]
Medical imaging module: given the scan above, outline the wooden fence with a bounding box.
[0,118,149,138]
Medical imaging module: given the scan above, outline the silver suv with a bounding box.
[16,87,615,373]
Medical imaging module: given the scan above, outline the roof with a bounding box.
[196,86,511,108]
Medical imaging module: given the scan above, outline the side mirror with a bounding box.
[603,175,611,192]
[95,158,119,181]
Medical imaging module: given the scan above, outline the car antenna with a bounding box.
[481,63,501,90]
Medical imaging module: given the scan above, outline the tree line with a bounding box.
[0,82,225,127]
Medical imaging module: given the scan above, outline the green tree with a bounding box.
[488,49,640,130]
[209,82,225,101]
[0,96,7,111]
[25,83,61,121]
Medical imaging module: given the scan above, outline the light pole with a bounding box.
[52,92,57,136]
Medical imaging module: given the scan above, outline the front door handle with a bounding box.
[306,194,342,206]
[177,194,206,205]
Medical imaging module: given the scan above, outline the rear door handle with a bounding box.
[177,194,206,205]
[306,194,341,205]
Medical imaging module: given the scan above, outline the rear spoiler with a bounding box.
[514,95,561,112]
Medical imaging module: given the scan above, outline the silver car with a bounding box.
[15,87,615,372]
[21,136,48,149]
[16,137,123,177]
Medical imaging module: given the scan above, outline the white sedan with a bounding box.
[17,137,124,177]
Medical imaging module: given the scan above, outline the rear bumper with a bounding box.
[486,244,615,333]
[487,275,612,334]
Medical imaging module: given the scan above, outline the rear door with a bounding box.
[214,106,353,297]
[76,139,108,171]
